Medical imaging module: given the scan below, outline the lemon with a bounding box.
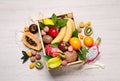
[43,18,54,25]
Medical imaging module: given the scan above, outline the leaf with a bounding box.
[51,42,59,47]
[72,29,78,37]
[77,50,86,61]
[81,47,88,54]
[21,51,29,64]
[22,51,26,55]
[21,56,24,59]
[52,13,58,24]
[22,57,29,64]
[44,55,52,61]
[56,19,68,28]
[77,47,88,61]
[39,22,45,29]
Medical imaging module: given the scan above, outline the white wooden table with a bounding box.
[0,0,120,81]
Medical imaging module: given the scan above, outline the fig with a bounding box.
[64,50,77,63]
[42,35,53,44]
[58,41,69,52]
[29,24,38,34]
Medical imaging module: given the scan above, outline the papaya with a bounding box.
[22,32,42,51]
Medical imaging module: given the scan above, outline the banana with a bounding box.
[63,18,73,42]
[51,26,66,44]
[68,18,76,31]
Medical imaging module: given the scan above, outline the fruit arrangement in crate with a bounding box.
[37,12,101,69]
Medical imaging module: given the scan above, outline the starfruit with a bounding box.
[43,18,54,25]
[47,57,62,68]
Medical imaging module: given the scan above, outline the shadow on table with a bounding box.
[49,62,85,76]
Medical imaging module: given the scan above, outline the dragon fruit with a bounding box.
[45,44,60,57]
[86,37,101,63]
[45,44,52,56]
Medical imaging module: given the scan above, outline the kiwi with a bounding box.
[84,27,93,36]
[34,60,43,69]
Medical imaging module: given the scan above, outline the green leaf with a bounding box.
[22,50,26,55]
[22,57,29,64]
[21,56,24,59]
[21,51,29,64]
[44,55,52,61]
[77,47,88,61]
[39,22,45,29]
[72,29,78,37]
[56,19,68,28]
[77,50,86,61]
[81,47,88,54]
[51,42,59,47]
[52,13,58,24]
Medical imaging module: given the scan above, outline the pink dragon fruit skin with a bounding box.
[45,44,60,57]
[86,37,101,63]
[45,44,52,56]
[52,52,60,57]
[86,44,100,63]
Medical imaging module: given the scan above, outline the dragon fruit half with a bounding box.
[86,37,101,63]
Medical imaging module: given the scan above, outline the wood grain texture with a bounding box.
[0,0,120,81]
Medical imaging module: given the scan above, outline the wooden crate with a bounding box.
[37,12,85,70]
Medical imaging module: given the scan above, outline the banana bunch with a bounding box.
[51,26,67,44]
[63,18,76,42]
[51,18,76,44]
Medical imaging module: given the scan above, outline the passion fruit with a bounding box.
[58,41,69,52]
[29,24,38,34]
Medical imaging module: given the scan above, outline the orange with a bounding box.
[84,36,94,47]
[69,37,82,50]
